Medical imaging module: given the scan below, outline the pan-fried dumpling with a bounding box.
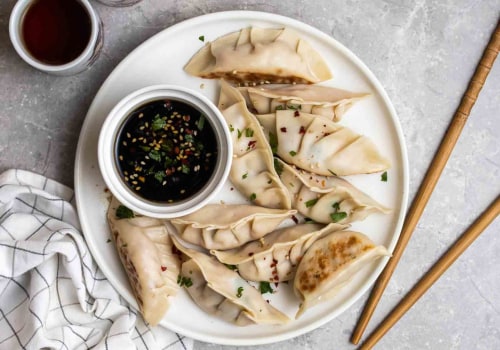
[255,110,391,176]
[218,80,291,209]
[211,223,347,283]
[172,237,290,326]
[239,84,369,122]
[293,230,389,318]
[170,203,296,250]
[275,159,390,224]
[107,198,180,326]
[185,27,332,84]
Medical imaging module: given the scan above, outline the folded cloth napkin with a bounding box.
[0,169,193,350]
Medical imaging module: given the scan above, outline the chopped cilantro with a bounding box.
[116,205,134,219]
[225,264,237,271]
[330,212,347,223]
[381,171,388,182]
[305,198,318,208]
[196,115,206,130]
[229,124,234,132]
[177,275,193,287]
[154,171,165,182]
[332,202,340,211]
[259,281,274,294]
[148,149,162,162]
[245,128,254,137]
[151,114,166,131]
[236,286,244,298]
[242,172,248,179]
[181,164,190,174]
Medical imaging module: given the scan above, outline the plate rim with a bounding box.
[75,10,409,346]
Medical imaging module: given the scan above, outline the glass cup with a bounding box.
[9,0,103,76]
[95,0,143,7]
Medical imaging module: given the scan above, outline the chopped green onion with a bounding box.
[198,35,205,42]
[289,150,297,157]
[242,172,248,179]
[236,286,244,298]
[245,128,254,137]
[249,193,257,201]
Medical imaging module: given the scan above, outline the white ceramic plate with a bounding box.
[75,11,408,346]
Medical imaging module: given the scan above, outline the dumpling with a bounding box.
[185,27,332,84]
[211,223,347,283]
[107,198,180,326]
[218,80,291,209]
[275,158,390,224]
[239,84,369,122]
[172,237,290,326]
[170,203,296,250]
[255,110,391,176]
[293,230,389,318]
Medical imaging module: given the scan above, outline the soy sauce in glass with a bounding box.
[21,0,91,65]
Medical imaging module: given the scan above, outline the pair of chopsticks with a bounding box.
[351,19,500,349]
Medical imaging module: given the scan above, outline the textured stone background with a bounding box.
[1,0,499,349]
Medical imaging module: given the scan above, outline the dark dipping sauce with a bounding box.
[116,99,218,203]
[22,0,92,65]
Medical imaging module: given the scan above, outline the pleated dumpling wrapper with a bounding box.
[184,27,332,84]
[107,198,180,326]
[211,223,347,283]
[172,237,290,326]
[293,230,389,318]
[170,203,296,250]
[275,158,390,224]
[218,80,291,209]
[256,110,391,176]
[239,84,369,122]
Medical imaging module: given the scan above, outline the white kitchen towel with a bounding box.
[0,169,193,350]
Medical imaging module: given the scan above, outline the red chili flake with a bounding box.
[324,132,331,137]
[174,147,180,154]
[184,149,192,155]
[248,140,257,149]
[274,282,279,288]
[266,300,270,304]
[183,115,191,121]
[280,127,287,132]
[294,111,300,117]
[273,275,279,281]
[291,215,299,224]
[104,188,109,193]
[230,187,234,191]
[185,129,192,134]
[299,126,306,134]
[181,158,189,164]
[161,266,167,271]
[248,252,254,257]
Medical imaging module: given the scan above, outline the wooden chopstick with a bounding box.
[351,19,500,345]
[360,196,500,350]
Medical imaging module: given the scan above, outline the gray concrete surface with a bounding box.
[1,0,499,349]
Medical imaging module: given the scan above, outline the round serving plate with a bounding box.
[74,10,409,346]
